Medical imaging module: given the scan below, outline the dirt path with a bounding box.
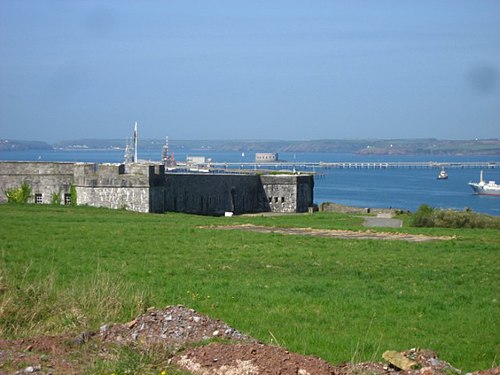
[205,224,454,242]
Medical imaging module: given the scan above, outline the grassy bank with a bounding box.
[0,204,498,371]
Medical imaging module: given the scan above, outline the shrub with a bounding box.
[411,204,500,229]
[410,204,435,227]
[51,191,61,205]
[70,184,77,206]
[5,182,32,203]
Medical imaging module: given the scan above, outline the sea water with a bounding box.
[1,149,499,216]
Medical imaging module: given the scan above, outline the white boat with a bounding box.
[437,168,448,180]
[468,170,500,196]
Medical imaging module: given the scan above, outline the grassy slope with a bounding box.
[0,205,498,371]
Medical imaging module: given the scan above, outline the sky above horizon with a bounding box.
[0,1,499,143]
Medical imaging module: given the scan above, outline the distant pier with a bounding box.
[182,161,497,173]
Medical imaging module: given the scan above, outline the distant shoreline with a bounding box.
[2,138,500,156]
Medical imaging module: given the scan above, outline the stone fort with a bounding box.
[0,161,314,215]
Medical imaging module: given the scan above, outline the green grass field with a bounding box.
[0,204,498,371]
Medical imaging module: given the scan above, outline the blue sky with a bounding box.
[0,1,499,142]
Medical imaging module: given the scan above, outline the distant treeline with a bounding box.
[3,138,500,155]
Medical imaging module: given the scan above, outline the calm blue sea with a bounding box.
[1,149,499,216]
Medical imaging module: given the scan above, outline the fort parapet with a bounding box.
[0,162,314,215]
[74,163,166,213]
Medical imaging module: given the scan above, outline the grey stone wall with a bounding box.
[74,163,166,213]
[0,162,75,204]
[260,174,314,213]
[77,186,151,212]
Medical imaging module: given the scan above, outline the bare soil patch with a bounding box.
[174,342,336,375]
[1,306,496,375]
[204,224,454,242]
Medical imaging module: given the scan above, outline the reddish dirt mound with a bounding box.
[0,305,498,375]
[173,342,336,375]
[173,344,500,375]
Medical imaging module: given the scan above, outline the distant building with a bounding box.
[255,153,278,162]
[186,156,210,165]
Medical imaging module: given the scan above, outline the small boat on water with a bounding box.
[468,170,500,196]
[437,168,448,180]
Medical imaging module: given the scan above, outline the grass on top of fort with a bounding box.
[0,204,498,372]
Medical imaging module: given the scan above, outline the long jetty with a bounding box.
[193,161,497,171]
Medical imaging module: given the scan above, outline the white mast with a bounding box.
[134,121,138,162]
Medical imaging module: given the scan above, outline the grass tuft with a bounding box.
[83,344,186,375]
[0,266,151,338]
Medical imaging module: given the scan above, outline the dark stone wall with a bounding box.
[149,186,166,213]
[296,174,314,212]
[165,174,270,215]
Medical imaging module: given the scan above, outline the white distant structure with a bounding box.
[134,122,138,162]
[186,156,207,164]
[255,153,278,162]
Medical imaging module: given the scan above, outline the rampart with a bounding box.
[0,161,314,214]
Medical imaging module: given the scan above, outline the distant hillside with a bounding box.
[0,139,53,151]
[353,139,500,156]
[9,138,500,155]
[52,139,127,150]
